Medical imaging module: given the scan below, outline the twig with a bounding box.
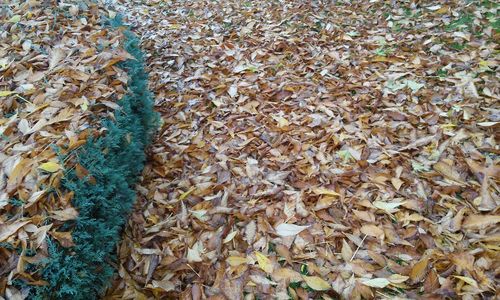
[187,263,200,278]
[350,234,367,262]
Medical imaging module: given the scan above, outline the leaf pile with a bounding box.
[0,1,137,297]
[107,0,499,299]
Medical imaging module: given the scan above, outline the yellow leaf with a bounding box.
[39,161,61,173]
[302,275,331,291]
[0,91,16,97]
[312,187,340,197]
[436,6,449,14]
[255,251,273,273]
[226,256,247,267]
[179,187,196,200]
[453,276,478,288]
[372,56,389,62]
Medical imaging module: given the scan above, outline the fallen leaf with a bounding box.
[312,187,340,197]
[341,239,353,262]
[272,115,290,128]
[223,231,238,243]
[360,278,391,288]
[463,215,500,230]
[373,201,404,213]
[433,161,463,183]
[302,275,331,291]
[250,274,277,286]
[387,274,409,284]
[8,15,21,23]
[50,207,79,221]
[152,279,175,292]
[360,224,385,240]
[275,223,310,237]
[228,84,238,98]
[48,47,66,71]
[0,221,30,242]
[50,231,75,248]
[187,242,203,263]
[39,161,61,173]
[272,268,303,282]
[0,91,16,97]
[391,178,404,190]
[226,256,247,267]
[410,257,429,283]
[453,276,478,288]
[255,251,273,273]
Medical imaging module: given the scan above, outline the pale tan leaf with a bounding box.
[463,215,500,230]
[50,207,79,221]
[226,256,247,267]
[360,278,391,288]
[341,239,353,262]
[312,187,340,197]
[0,221,30,242]
[302,275,331,291]
[453,276,478,288]
[272,268,303,282]
[360,224,384,240]
[275,223,310,237]
[388,274,409,284]
[223,231,238,243]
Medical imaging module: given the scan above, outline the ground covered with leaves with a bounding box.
[1,0,499,299]
[106,0,499,299]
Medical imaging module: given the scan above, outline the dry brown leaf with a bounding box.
[272,268,302,283]
[360,224,384,240]
[410,257,429,283]
[302,275,331,291]
[463,215,500,230]
[0,220,30,242]
[433,161,464,183]
[341,239,353,262]
[50,231,75,248]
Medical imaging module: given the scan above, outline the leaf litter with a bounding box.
[0,0,498,299]
[105,0,499,299]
